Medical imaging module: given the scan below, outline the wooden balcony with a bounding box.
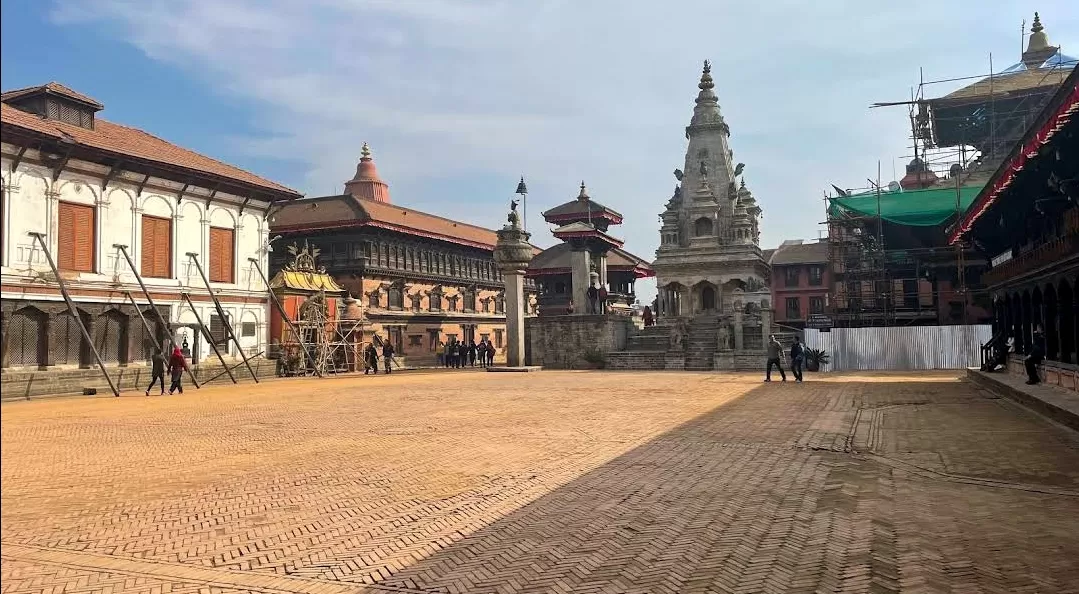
[982,234,1078,287]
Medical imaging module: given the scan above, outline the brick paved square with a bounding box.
[3,371,1078,593]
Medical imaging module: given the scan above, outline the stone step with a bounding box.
[607,351,669,370]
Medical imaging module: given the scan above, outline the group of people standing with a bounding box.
[439,339,496,368]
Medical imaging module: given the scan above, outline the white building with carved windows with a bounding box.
[0,82,301,372]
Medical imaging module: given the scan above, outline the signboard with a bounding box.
[806,314,833,330]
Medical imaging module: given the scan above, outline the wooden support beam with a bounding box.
[238,194,253,216]
[49,148,73,182]
[135,173,151,198]
[205,184,219,209]
[101,161,124,192]
[176,182,190,205]
[9,146,28,173]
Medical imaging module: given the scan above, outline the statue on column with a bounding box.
[716,324,732,351]
[507,198,521,229]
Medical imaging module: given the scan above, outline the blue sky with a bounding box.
[3,1,1077,303]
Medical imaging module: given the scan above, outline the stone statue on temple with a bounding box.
[716,324,731,351]
[699,160,709,177]
[673,168,684,182]
[507,198,521,228]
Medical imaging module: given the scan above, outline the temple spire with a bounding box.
[344,141,391,203]
[1023,11,1057,67]
[577,181,590,201]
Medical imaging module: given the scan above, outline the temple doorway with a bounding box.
[701,286,717,311]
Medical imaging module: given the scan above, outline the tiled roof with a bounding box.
[769,241,829,265]
[527,242,655,277]
[273,194,539,252]
[1,82,104,109]
[1,102,300,197]
[932,66,1073,103]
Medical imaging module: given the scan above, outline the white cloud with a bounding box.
[48,0,1079,303]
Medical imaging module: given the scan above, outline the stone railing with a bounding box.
[982,234,1077,287]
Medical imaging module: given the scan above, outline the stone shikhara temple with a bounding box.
[609,61,777,371]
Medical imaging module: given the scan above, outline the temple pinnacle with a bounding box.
[1031,12,1043,33]
[578,181,589,201]
[361,142,372,160]
[698,60,714,91]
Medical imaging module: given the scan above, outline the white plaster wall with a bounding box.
[2,149,277,364]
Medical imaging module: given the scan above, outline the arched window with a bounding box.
[694,217,713,237]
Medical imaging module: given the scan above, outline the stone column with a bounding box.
[733,309,744,351]
[493,202,534,367]
[570,247,590,314]
[761,307,773,347]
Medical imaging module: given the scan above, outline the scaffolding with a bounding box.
[275,292,366,376]
[827,48,1074,327]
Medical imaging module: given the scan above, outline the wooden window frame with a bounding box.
[57,201,95,273]
[140,214,172,279]
[208,226,235,284]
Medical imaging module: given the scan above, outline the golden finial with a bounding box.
[1031,12,1043,33]
[361,142,372,160]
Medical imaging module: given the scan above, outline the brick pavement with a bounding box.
[2,370,1078,593]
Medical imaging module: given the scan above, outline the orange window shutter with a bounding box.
[141,216,156,277]
[156,218,172,278]
[57,203,77,270]
[59,202,94,272]
[222,228,234,282]
[208,227,234,283]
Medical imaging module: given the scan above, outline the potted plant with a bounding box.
[804,348,830,372]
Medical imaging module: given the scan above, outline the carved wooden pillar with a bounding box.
[42,312,55,368]
[0,311,9,368]
[82,312,98,369]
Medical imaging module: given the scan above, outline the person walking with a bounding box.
[468,340,478,367]
[167,346,187,394]
[1025,328,1046,385]
[145,348,166,396]
[364,342,379,374]
[789,336,804,382]
[765,335,787,382]
[486,341,495,366]
[382,340,395,374]
[642,306,653,327]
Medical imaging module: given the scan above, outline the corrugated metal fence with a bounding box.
[803,325,992,371]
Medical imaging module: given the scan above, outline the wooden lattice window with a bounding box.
[208,227,235,283]
[140,215,172,278]
[57,202,94,272]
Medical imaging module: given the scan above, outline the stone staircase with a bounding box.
[685,316,720,370]
[607,325,669,370]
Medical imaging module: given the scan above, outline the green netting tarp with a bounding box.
[828,184,984,227]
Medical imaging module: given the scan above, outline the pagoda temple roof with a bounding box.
[526,243,655,279]
[550,221,625,248]
[542,182,624,226]
[268,269,345,294]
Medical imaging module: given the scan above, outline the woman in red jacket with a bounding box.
[168,346,187,395]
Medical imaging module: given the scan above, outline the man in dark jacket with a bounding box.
[382,341,395,374]
[586,283,599,314]
[486,341,495,366]
[145,348,166,396]
[364,343,379,374]
[789,336,804,383]
[765,335,786,382]
[468,341,478,367]
[1025,328,1046,385]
